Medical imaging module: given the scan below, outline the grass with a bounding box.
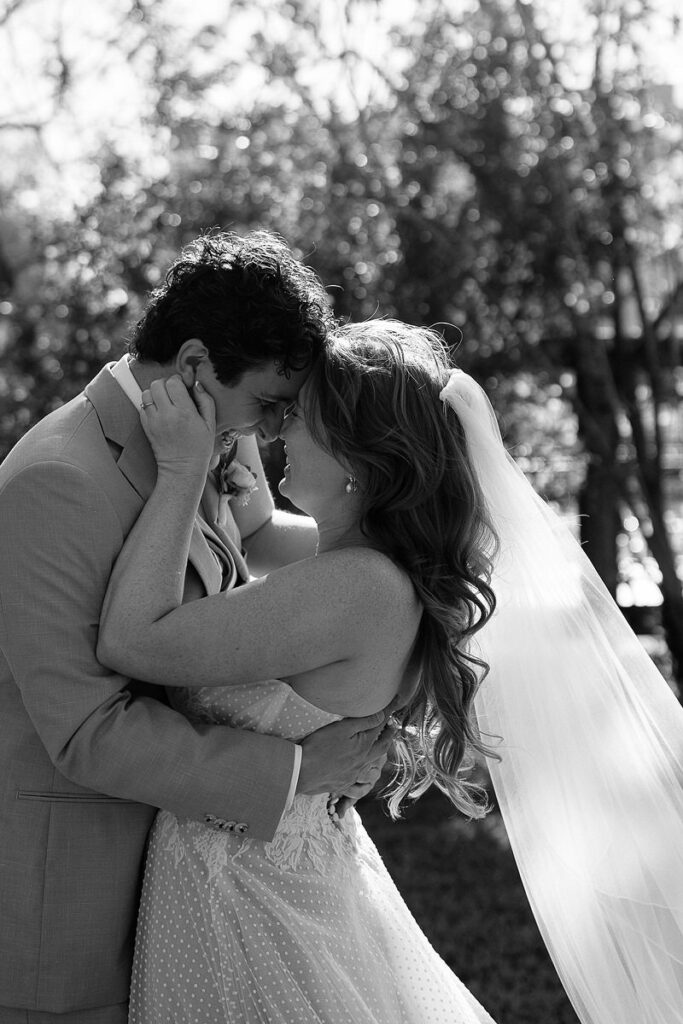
[358,784,581,1024]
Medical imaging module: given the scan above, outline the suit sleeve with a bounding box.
[0,459,295,841]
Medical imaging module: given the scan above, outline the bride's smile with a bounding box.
[278,396,348,508]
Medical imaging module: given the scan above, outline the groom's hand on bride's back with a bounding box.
[297,709,395,798]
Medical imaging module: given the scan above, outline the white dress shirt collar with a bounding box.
[109,354,143,407]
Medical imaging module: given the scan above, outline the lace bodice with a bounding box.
[163,681,356,876]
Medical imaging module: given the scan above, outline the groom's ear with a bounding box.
[175,338,209,388]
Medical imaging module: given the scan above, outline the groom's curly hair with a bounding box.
[306,321,500,820]
[129,231,334,382]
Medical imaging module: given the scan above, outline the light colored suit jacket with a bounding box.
[0,367,295,1013]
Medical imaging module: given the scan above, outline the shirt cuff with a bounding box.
[280,743,302,819]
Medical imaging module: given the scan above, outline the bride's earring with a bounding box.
[345,476,358,494]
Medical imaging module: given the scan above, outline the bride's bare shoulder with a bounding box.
[319,546,420,620]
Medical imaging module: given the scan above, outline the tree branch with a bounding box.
[0,0,30,28]
[654,280,683,333]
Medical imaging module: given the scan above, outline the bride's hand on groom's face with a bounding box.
[140,375,217,473]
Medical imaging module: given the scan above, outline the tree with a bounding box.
[369,0,683,674]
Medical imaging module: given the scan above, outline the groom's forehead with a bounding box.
[261,381,300,401]
[251,364,310,400]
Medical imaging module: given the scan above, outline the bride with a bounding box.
[99,319,683,1024]
[98,320,499,1023]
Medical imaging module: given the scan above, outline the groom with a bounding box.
[0,231,390,1023]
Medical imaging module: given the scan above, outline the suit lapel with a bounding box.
[85,367,157,502]
[196,515,246,587]
[199,473,249,583]
[84,366,230,594]
[189,521,226,593]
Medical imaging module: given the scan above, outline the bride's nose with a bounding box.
[278,408,294,440]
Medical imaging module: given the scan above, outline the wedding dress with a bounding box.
[129,680,496,1024]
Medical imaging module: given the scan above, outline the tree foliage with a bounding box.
[1,0,681,673]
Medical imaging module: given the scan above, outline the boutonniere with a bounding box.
[215,449,258,525]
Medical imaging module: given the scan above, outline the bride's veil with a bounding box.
[441,370,683,1024]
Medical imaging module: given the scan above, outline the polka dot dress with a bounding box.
[129,682,497,1024]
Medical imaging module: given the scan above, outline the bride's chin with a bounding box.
[279,462,293,495]
[278,478,308,516]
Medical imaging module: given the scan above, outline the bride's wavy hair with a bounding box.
[305,320,499,819]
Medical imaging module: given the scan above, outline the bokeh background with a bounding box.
[1,1,682,1020]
